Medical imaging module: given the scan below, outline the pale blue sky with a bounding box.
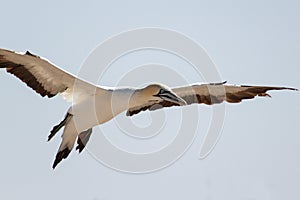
[0,0,299,200]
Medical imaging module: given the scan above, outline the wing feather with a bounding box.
[0,48,96,102]
[127,82,297,116]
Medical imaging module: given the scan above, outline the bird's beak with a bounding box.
[156,91,187,105]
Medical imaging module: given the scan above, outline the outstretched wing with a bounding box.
[0,48,96,102]
[126,82,297,116]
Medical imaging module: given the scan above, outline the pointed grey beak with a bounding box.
[157,91,187,105]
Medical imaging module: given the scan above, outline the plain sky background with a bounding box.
[0,0,299,200]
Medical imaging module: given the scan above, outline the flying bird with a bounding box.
[0,48,297,169]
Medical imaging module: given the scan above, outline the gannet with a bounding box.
[0,48,297,169]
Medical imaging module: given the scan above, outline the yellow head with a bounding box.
[139,83,186,105]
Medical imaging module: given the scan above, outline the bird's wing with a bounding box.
[126,82,297,116]
[0,48,96,102]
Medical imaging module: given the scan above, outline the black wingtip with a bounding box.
[272,86,298,92]
[288,87,298,91]
[272,86,298,91]
[52,148,71,169]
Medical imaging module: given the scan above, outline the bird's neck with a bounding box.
[90,87,150,125]
[93,87,148,125]
[107,88,145,115]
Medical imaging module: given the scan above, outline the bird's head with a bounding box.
[140,84,187,106]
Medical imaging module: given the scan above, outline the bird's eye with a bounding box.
[158,89,165,94]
